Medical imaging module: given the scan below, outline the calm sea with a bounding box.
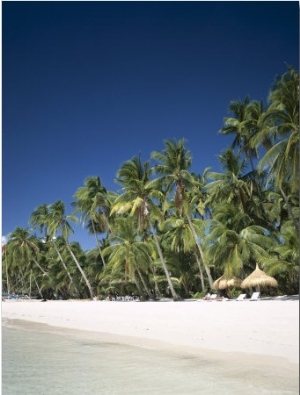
[2,323,298,395]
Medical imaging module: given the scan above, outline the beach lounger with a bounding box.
[250,292,260,301]
[236,293,246,301]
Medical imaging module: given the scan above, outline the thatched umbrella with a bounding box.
[213,275,242,290]
[226,276,243,289]
[212,275,226,290]
[241,264,278,289]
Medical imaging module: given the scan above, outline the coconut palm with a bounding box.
[263,220,299,294]
[255,68,299,229]
[205,148,252,213]
[111,155,180,300]
[162,215,206,291]
[72,176,113,267]
[47,200,94,299]
[6,227,48,276]
[150,139,213,287]
[220,96,261,172]
[29,204,77,292]
[4,228,49,297]
[205,203,276,279]
[102,216,154,299]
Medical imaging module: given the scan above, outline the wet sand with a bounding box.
[2,298,299,388]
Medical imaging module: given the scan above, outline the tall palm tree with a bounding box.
[220,96,261,172]
[47,200,94,299]
[263,220,299,294]
[205,148,252,213]
[255,67,299,230]
[102,216,153,299]
[4,228,48,297]
[162,215,205,291]
[111,155,180,300]
[7,227,48,276]
[150,139,213,287]
[205,204,276,279]
[72,176,112,267]
[29,204,76,292]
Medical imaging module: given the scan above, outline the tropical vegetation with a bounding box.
[3,67,299,300]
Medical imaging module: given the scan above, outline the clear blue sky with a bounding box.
[2,1,299,251]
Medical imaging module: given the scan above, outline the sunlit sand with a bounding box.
[3,298,299,392]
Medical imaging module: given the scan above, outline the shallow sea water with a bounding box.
[2,324,298,395]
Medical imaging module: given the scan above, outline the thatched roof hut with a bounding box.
[241,264,278,289]
[213,275,242,290]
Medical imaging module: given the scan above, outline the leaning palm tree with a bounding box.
[47,200,94,299]
[7,227,48,276]
[72,176,112,267]
[4,228,48,297]
[111,155,180,300]
[29,204,77,292]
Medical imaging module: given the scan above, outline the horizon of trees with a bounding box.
[3,67,299,300]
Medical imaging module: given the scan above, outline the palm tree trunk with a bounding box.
[52,241,80,295]
[91,220,106,267]
[34,278,43,298]
[33,258,48,276]
[279,186,299,231]
[29,270,32,298]
[148,219,180,300]
[64,240,94,299]
[185,215,213,288]
[131,271,144,298]
[5,249,10,294]
[152,267,162,297]
[194,252,205,291]
[136,267,153,298]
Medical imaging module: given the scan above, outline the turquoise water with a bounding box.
[2,323,298,395]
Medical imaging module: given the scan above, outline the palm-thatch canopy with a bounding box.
[241,264,278,289]
[212,275,225,290]
[213,275,242,290]
[226,276,243,288]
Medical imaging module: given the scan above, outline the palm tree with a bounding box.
[47,200,94,299]
[205,203,276,279]
[7,227,48,276]
[205,148,252,213]
[162,215,206,291]
[220,96,261,172]
[254,67,299,230]
[102,216,153,299]
[263,220,299,294]
[4,228,48,297]
[150,139,213,287]
[72,176,112,267]
[29,204,77,292]
[111,155,180,300]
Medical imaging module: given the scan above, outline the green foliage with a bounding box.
[4,67,299,299]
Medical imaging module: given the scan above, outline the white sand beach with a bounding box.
[2,298,299,369]
[2,297,299,395]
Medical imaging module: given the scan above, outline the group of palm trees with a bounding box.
[3,67,299,300]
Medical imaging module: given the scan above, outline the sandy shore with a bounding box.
[2,298,299,367]
[2,298,299,364]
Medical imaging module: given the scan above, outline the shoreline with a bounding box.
[2,299,299,364]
